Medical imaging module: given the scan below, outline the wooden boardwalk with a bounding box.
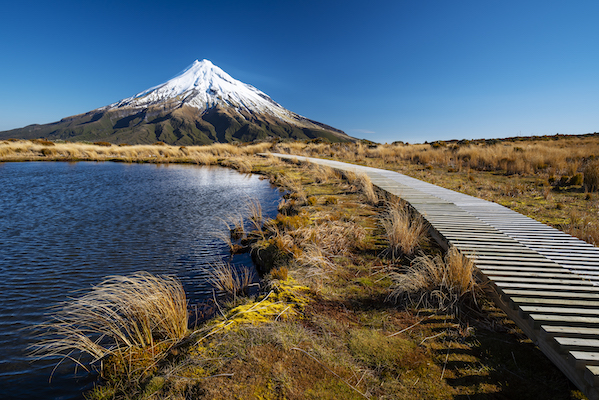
[268,153,599,399]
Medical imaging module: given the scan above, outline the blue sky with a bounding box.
[1,0,598,143]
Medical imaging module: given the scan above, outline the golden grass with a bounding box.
[355,172,379,205]
[584,160,599,192]
[246,197,263,232]
[207,262,255,299]
[380,201,428,259]
[272,135,599,179]
[388,247,477,312]
[0,139,273,164]
[31,272,188,374]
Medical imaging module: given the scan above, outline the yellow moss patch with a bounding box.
[210,279,311,331]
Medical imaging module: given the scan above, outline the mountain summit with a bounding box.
[0,60,353,144]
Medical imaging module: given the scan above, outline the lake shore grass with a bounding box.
[8,138,589,399]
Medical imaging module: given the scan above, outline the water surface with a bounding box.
[0,161,280,399]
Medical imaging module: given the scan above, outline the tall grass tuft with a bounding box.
[31,272,188,375]
[584,160,599,192]
[380,201,428,259]
[388,247,477,313]
[356,172,379,205]
[246,197,263,232]
[207,262,256,298]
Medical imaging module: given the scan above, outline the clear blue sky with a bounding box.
[1,0,598,143]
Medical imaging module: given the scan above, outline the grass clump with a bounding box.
[388,247,478,313]
[380,200,428,259]
[356,172,379,205]
[584,160,599,192]
[31,272,188,378]
[207,262,255,299]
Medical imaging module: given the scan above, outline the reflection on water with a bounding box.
[0,162,281,399]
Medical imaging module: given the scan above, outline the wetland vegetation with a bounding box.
[1,136,593,399]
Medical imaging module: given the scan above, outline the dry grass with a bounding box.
[388,247,477,313]
[31,272,188,375]
[584,160,599,192]
[220,213,245,240]
[355,172,379,205]
[0,139,273,164]
[246,197,263,232]
[272,135,599,179]
[207,263,256,299]
[380,201,428,259]
[276,173,307,203]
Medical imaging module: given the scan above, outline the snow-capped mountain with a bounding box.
[109,60,295,122]
[0,60,352,145]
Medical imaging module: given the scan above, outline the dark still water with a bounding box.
[0,161,281,400]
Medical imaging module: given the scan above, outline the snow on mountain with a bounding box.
[105,59,301,125]
[0,59,353,145]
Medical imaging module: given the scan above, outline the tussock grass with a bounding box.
[246,197,263,232]
[207,263,255,299]
[355,172,379,205]
[220,156,254,173]
[584,160,599,192]
[388,247,477,313]
[277,174,307,202]
[272,136,599,179]
[220,213,245,240]
[0,140,272,165]
[31,272,188,375]
[380,201,428,259]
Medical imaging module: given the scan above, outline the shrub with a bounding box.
[270,266,289,281]
[93,141,112,147]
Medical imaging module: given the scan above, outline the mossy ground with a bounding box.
[87,155,584,400]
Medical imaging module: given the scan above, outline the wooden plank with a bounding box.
[540,326,599,341]
[503,289,599,301]
[555,337,599,354]
[478,266,571,274]
[569,351,599,369]
[529,314,599,329]
[482,271,578,279]
[490,276,594,286]
[511,297,599,309]
[495,282,599,292]
[520,306,599,317]
[585,365,599,387]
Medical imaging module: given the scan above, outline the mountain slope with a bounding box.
[0,60,354,144]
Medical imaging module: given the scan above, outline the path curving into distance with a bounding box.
[266,152,599,400]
